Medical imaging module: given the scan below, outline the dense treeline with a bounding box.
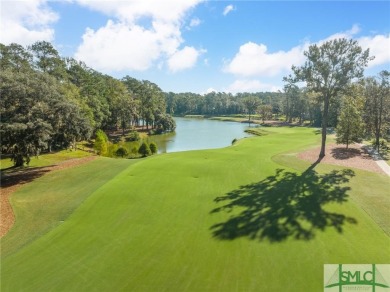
[165,91,284,118]
[165,88,339,127]
[166,39,389,155]
[165,85,366,129]
[0,41,175,166]
[1,39,389,166]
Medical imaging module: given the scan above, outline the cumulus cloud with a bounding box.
[74,0,204,72]
[75,21,164,71]
[321,24,360,43]
[225,79,281,94]
[189,18,201,28]
[224,25,389,79]
[167,46,204,72]
[0,0,58,45]
[223,5,234,16]
[224,42,307,77]
[205,87,217,94]
[358,34,390,67]
[76,0,202,24]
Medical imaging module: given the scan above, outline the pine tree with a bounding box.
[336,89,364,149]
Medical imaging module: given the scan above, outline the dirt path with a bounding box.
[0,156,96,238]
[298,143,386,175]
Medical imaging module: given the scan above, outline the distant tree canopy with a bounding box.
[164,91,284,118]
[1,40,387,165]
[0,41,175,166]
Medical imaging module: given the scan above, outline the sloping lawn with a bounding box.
[1,127,389,291]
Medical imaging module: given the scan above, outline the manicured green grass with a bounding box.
[1,127,389,291]
[1,157,136,258]
[1,149,93,170]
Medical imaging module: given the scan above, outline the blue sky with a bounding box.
[1,1,389,93]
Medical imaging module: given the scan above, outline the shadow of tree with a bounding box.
[330,147,372,160]
[1,166,52,188]
[210,164,357,242]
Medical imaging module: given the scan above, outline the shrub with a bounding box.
[94,129,108,155]
[232,138,237,145]
[130,145,138,154]
[116,147,128,158]
[138,142,151,157]
[126,131,140,142]
[149,142,158,154]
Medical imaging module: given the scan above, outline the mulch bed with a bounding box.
[297,143,385,174]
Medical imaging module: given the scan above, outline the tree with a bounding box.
[149,142,158,154]
[287,38,372,158]
[363,71,390,151]
[29,41,67,80]
[336,85,364,148]
[94,129,108,155]
[116,147,128,158]
[0,43,33,72]
[283,82,300,123]
[155,113,176,133]
[0,69,58,166]
[138,142,151,157]
[243,97,261,124]
[258,104,273,124]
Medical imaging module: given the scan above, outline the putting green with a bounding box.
[1,127,389,291]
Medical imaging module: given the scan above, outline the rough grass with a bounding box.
[1,149,93,170]
[1,127,389,291]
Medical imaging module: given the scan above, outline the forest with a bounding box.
[1,40,389,166]
[0,41,175,166]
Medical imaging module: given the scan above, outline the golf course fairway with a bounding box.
[1,127,389,291]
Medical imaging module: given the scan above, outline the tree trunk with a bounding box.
[319,97,330,158]
[13,154,24,167]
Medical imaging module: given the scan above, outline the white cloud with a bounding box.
[358,34,390,68]
[76,0,202,24]
[321,24,360,43]
[225,79,281,94]
[0,0,58,45]
[74,0,204,72]
[189,18,201,28]
[203,87,217,94]
[224,41,307,77]
[167,46,204,72]
[224,25,390,79]
[75,21,163,71]
[223,4,234,16]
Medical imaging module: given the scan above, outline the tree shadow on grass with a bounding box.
[1,166,52,188]
[210,161,357,242]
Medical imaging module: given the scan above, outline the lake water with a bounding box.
[151,117,251,153]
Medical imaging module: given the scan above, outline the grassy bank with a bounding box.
[1,127,389,291]
[0,149,93,170]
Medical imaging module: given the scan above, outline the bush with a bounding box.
[232,138,237,145]
[149,142,158,154]
[126,131,140,142]
[138,142,151,157]
[131,145,139,155]
[115,147,128,158]
[94,129,108,155]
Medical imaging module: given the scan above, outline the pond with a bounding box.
[149,117,252,153]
